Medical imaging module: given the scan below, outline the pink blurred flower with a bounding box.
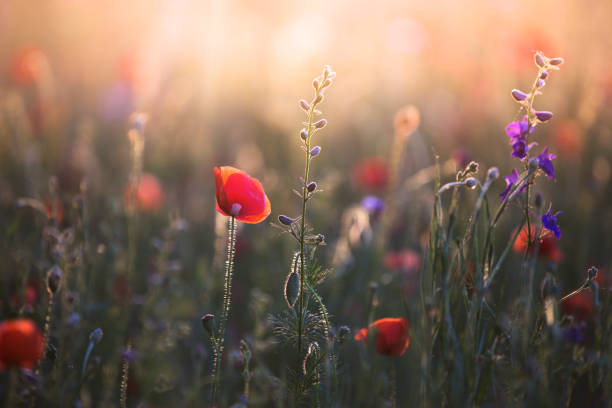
[352,158,389,192]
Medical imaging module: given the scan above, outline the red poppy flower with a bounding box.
[513,226,562,263]
[354,317,410,356]
[124,173,164,213]
[0,319,44,370]
[352,158,389,192]
[384,250,421,274]
[552,119,584,162]
[561,291,594,322]
[214,166,271,224]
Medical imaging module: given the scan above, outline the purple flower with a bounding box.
[537,147,557,179]
[506,116,534,159]
[535,111,553,122]
[542,204,562,240]
[499,168,527,201]
[563,322,587,343]
[361,195,385,213]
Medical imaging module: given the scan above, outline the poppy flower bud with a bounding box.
[201,314,217,335]
[299,99,310,111]
[46,265,62,295]
[313,119,327,129]
[535,53,546,68]
[300,129,308,141]
[535,111,553,122]
[89,328,103,344]
[284,271,300,308]
[278,215,295,225]
[511,89,528,101]
[487,167,499,180]
[549,57,564,66]
[464,177,478,189]
[528,157,540,172]
[307,182,317,192]
[309,146,321,157]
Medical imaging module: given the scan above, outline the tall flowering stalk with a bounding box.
[208,166,270,406]
[276,65,337,404]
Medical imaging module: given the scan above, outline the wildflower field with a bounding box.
[2,1,612,407]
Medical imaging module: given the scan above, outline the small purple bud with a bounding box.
[536,79,546,88]
[511,89,528,101]
[540,71,548,79]
[47,265,62,295]
[535,53,546,67]
[89,328,104,344]
[309,146,321,156]
[535,111,554,122]
[313,119,327,129]
[487,167,499,180]
[313,94,323,105]
[464,177,478,189]
[307,182,317,192]
[299,99,310,111]
[300,129,308,141]
[278,215,295,225]
[549,57,564,66]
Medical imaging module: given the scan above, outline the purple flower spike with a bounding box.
[537,147,557,179]
[542,203,562,240]
[511,89,528,101]
[535,111,554,122]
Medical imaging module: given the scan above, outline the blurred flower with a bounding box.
[552,119,584,161]
[354,317,410,356]
[352,158,389,192]
[10,279,40,309]
[101,82,134,122]
[0,319,44,370]
[384,250,421,274]
[214,166,271,223]
[361,195,385,214]
[563,322,587,343]
[541,204,562,240]
[537,147,557,179]
[561,292,594,322]
[43,196,64,225]
[513,226,562,263]
[9,47,49,86]
[450,148,472,169]
[124,173,164,213]
[506,116,535,159]
[393,105,420,137]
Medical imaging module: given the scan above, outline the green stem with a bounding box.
[212,215,236,407]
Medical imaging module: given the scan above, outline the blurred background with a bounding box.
[1,0,612,406]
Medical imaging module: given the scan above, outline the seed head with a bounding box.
[201,314,217,335]
[464,177,478,189]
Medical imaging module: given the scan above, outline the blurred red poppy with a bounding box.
[354,317,410,356]
[214,166,271,224]
[0,319,44,370]
[552,119,584,162]
[9,47,49,85]
[561,291,594,322]
[384,250,421,274]
[512,226,562,263]
[124,173,165,213]
[352,158,389,192]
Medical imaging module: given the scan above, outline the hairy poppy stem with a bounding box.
[212,215,236,407]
